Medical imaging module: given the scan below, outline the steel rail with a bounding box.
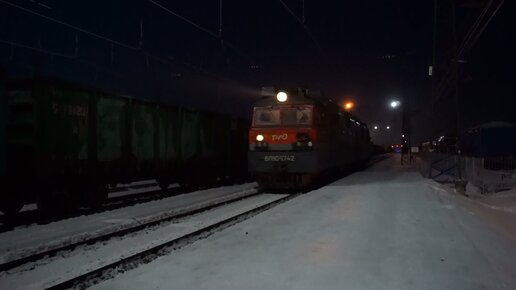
[0,188,260,272]
[46,192,299,290]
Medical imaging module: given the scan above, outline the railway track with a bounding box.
[46,192,299,290]
[0,189,299,290]
[0,156,387,231]
[0,186,261,272]
[0,158,387,289]
[0,181,239,232]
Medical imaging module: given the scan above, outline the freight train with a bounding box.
[0,77,249,215]
[248,88,373,188]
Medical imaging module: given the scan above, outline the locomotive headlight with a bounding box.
[276,91,288,102]
[256,134,264,142]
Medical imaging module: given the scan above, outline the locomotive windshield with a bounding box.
[282,107,311,125]
[253,106,312,126]
[254,108,281,126]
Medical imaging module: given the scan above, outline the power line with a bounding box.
[278,0,303,23]
[434,0,504,101]
[1,1,258,107]
[0,0,139,50]
[147,0,219,39]
[459,0,504,58]
[0,0,231,77]
[276,0,323,52]
[147,0,253,63]
[0,38,121,77]
[456,0,494,58]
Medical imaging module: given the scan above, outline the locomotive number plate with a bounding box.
[264,155,295,162]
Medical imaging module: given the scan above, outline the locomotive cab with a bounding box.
[248,89,325,188]
[251,104,315,151]
[248,88,372,189]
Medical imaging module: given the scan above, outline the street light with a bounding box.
[344,102,354,111]
[390,100,401,108]
[374,126,378,130]
[386,126,390,130]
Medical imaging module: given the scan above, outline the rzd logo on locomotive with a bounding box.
[271,133,288,141]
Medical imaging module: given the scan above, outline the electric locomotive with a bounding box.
[248,88,372,188]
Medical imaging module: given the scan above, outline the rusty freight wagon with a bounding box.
[0,78,249,215]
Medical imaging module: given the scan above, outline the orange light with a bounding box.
[344,102,354,111]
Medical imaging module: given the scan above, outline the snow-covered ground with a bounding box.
[0,193,286,290]
[0,182,257,265]
[2,155,516,290]
[85,155,516,290]
[427,180,516,243]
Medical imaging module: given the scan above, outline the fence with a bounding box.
[417,151,460,183]
[463,156,516,193]
[417,150,516,193]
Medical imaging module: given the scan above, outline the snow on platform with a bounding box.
[92,155,516,290]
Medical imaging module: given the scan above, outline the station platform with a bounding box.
[92,154,516,290]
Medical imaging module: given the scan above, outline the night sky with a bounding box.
[1,0,514,145]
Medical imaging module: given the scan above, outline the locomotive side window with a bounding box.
[254,108,280,126]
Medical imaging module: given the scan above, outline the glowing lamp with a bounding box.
[276,92,288,102]
[390,100,400,108]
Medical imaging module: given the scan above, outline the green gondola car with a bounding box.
[0,77,249,215]
[156,105,180,189]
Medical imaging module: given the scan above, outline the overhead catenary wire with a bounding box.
[147,0,253,63]
[456,0,494,58]
[1,0,211,74]
[277,0,323,53]
[0,0,139,50]
[0,38,121,77]
[1,0,267,112]
[458,0,504,58]
[434,0,504,101]
[33,0,52,10]
[0,0,232,77]
[147,0,219,39]
[278,0,303,23]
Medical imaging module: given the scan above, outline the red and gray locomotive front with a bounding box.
[249,89,325,188]
[248,88,372,188]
